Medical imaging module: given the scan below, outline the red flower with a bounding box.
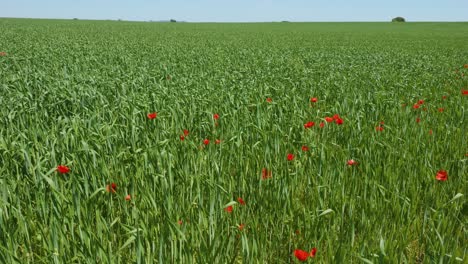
[435,170,448,181]
[180,135,185,141]
[301,145,309,152]
[304,121,315,129]
[347,159,357,166]
[237,197,245,205]
[442,95,447,100]
[266,97,272,103]
[416,117,421,123]
[215,139,221,144]
[213,113,220,120]
[464,64,468,68]
[413,104,420,109]
[333,114,341,120]
[203,139,210,145]
[287,153,295,161]
[178,220,183,225]
[376,126,384,131]
[462,90,468,95]
[319,122,325,128]
[224,205,233,213]
[335,118,343,125]
[310,248,317,258]
[238,224,245,231]
[261,168,272,180]
[417,100,424,105]
[147,112,157,119]
[325,117,334,123]
[438,108,444,112]
[125,194,131,201]
[183,129,189,136]
[294,249,309,262]
[106,183,117,193]
[56,165,70,174]
[310,97,318,103]
[0,52,6,56]
[429,129,433,135]
[380,121,384,125]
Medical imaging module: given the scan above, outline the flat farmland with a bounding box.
[0,19,467,263]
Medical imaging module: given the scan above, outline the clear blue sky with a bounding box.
[2,0,467,22]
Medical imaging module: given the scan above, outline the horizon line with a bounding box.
[1,16,467,23]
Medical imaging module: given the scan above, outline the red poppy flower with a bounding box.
[213,113,220,120]
[203,139,210,145]
[183,129,189,136]
[180,135,185,141]
[56,165,70,174]
[464,64,468,68]
[319,122,325,128]
[310,97,318,103]
[413,104,420,109]
[301,145,309,152]
[429,129,433,135]
[347,159,357,166]
[435,170,448,181]
[310,248,317,258]
[462,90,468,95]
[178,220,183,225]
[237,197,245,205]
[287,153,295,161]
[442,95,447,100]
[125,194,131,201]
[238,224,245,231]
[266,97,272,103]
[416,117,421,123]
[147,112,157,119]
[417,100,424,105]
[294,249,309,262]
[335,118,343,125]
[215,139,221,144]
[261,168,272,180]
[325,117,334,123]
[106,183,117,193]
[438,108,444,112]
[224,205,233,213]
[304,121,315,129]
[333,114,341,120]
[376,126,384,131]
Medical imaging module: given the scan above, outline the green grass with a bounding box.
[0,19,467,263]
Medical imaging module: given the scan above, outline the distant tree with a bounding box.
[392,17,406,22]
[170,19,177,23]
[73,18,78,20]
[281,21,289,23]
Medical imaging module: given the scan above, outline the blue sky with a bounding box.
[2,0,467,22]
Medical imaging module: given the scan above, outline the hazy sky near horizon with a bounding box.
[2,0,467,22]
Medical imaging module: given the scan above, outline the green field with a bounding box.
[0,19,467,263]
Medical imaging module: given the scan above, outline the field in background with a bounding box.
[0,19,467,263]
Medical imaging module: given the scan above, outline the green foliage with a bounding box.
[0,19,467,263]
[392,17,406,22]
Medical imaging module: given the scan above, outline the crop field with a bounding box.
[0,19,467,263]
